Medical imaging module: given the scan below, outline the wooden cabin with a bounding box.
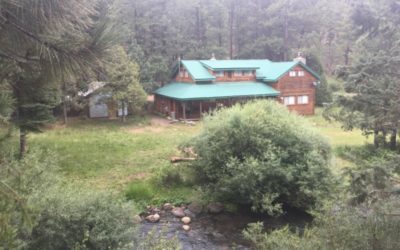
[154,54,320,120]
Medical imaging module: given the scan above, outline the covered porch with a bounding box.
[154,82,280,120]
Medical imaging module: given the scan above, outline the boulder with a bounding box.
[145,213,160,223]
[207,202,224,214]
[188,202,203,215]
[172,207,185,218]
[163,203,173,210]
[182,225,191,231]
[133,215,142,223]
[184,209,195,218]
[181,216,191,224]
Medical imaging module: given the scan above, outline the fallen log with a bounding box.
[170,157,196,163]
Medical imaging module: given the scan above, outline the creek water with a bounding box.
[139,206,312,249]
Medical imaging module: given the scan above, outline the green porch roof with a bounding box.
[154,82,280,101]
[179,59,320,82]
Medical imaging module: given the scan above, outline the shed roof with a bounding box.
[154,82,280,101]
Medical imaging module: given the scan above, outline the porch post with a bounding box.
[182,102,187,121]
[199,101,203,118]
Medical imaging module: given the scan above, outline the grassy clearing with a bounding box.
[307,109,371,173]
[16,109,370,204]
[29,116,201,193]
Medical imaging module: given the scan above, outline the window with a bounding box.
[297,95,309,104]
[233,70,243,77]
[298,71,305,77]
[215,71,224,77]
[283,96,295,105]
[179,70,189,78]
[243,70,253,76]
[289,71,296,77]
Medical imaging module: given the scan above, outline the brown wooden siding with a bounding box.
[271,65,316,115]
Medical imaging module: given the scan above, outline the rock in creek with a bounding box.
[207,202,224,214]
[181,216,191,224]
[182,225,191,231]
[172,207,186,218]
[163,203,173,210]
[188,202,203,215]
[145,213,160,223]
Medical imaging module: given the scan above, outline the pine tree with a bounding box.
[105,46,147,122]
[0,0,115,157]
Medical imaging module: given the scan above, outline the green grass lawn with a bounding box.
[22,109,370,204]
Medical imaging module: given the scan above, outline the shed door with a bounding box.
[89,95,108,118]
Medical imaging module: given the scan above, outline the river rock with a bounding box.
[163,203,173,210]
[181,216,191,224]
[184,209,195,218]
[188,202,203,215]
[145,213,160,223]
[207,202,224,214]
[133,215,142,223]
[182,225,191,231]
[172,207,185,218]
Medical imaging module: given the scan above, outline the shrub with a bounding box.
[187,100,333,214]
[125,181,155,202]
[156,167,184,187]
[28,187,136,250]
[243,198,400,250]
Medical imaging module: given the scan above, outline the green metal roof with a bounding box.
[179,59,320,83]
[181,60,215,81]
[154,82,280,101]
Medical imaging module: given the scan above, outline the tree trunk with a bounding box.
[389,129,397,150]
[374,129,379,148]
[344,45,350,65]
[229,0,235,59]
[63,95,68,125]
[19,128,27,159]
[283,5,289,61]
[382,129,387,148]
[121,101,126,123]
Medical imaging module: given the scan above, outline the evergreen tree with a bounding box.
[0,0,115,157]
[324,0,400,149]
[105,46,147,122]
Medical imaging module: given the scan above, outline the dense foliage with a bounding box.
[105,46,147,122]
[28,188,136,250]
[0,150,137,249]
[114,0,353,92]
[324,0,400,150]
[243,145,400,250]
[187,100,333,214]
[244,198,400,250]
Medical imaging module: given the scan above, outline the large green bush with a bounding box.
[28,187,136,250]
[187,100,332,214]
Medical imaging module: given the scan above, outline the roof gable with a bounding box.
[181,60,215,81]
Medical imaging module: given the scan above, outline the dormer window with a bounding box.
[215,71,224,77]
[179,70,189,78]
[298,71,305,77]
[289,71,296,77]
[243,70,253,76]
[234,70,242,77]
